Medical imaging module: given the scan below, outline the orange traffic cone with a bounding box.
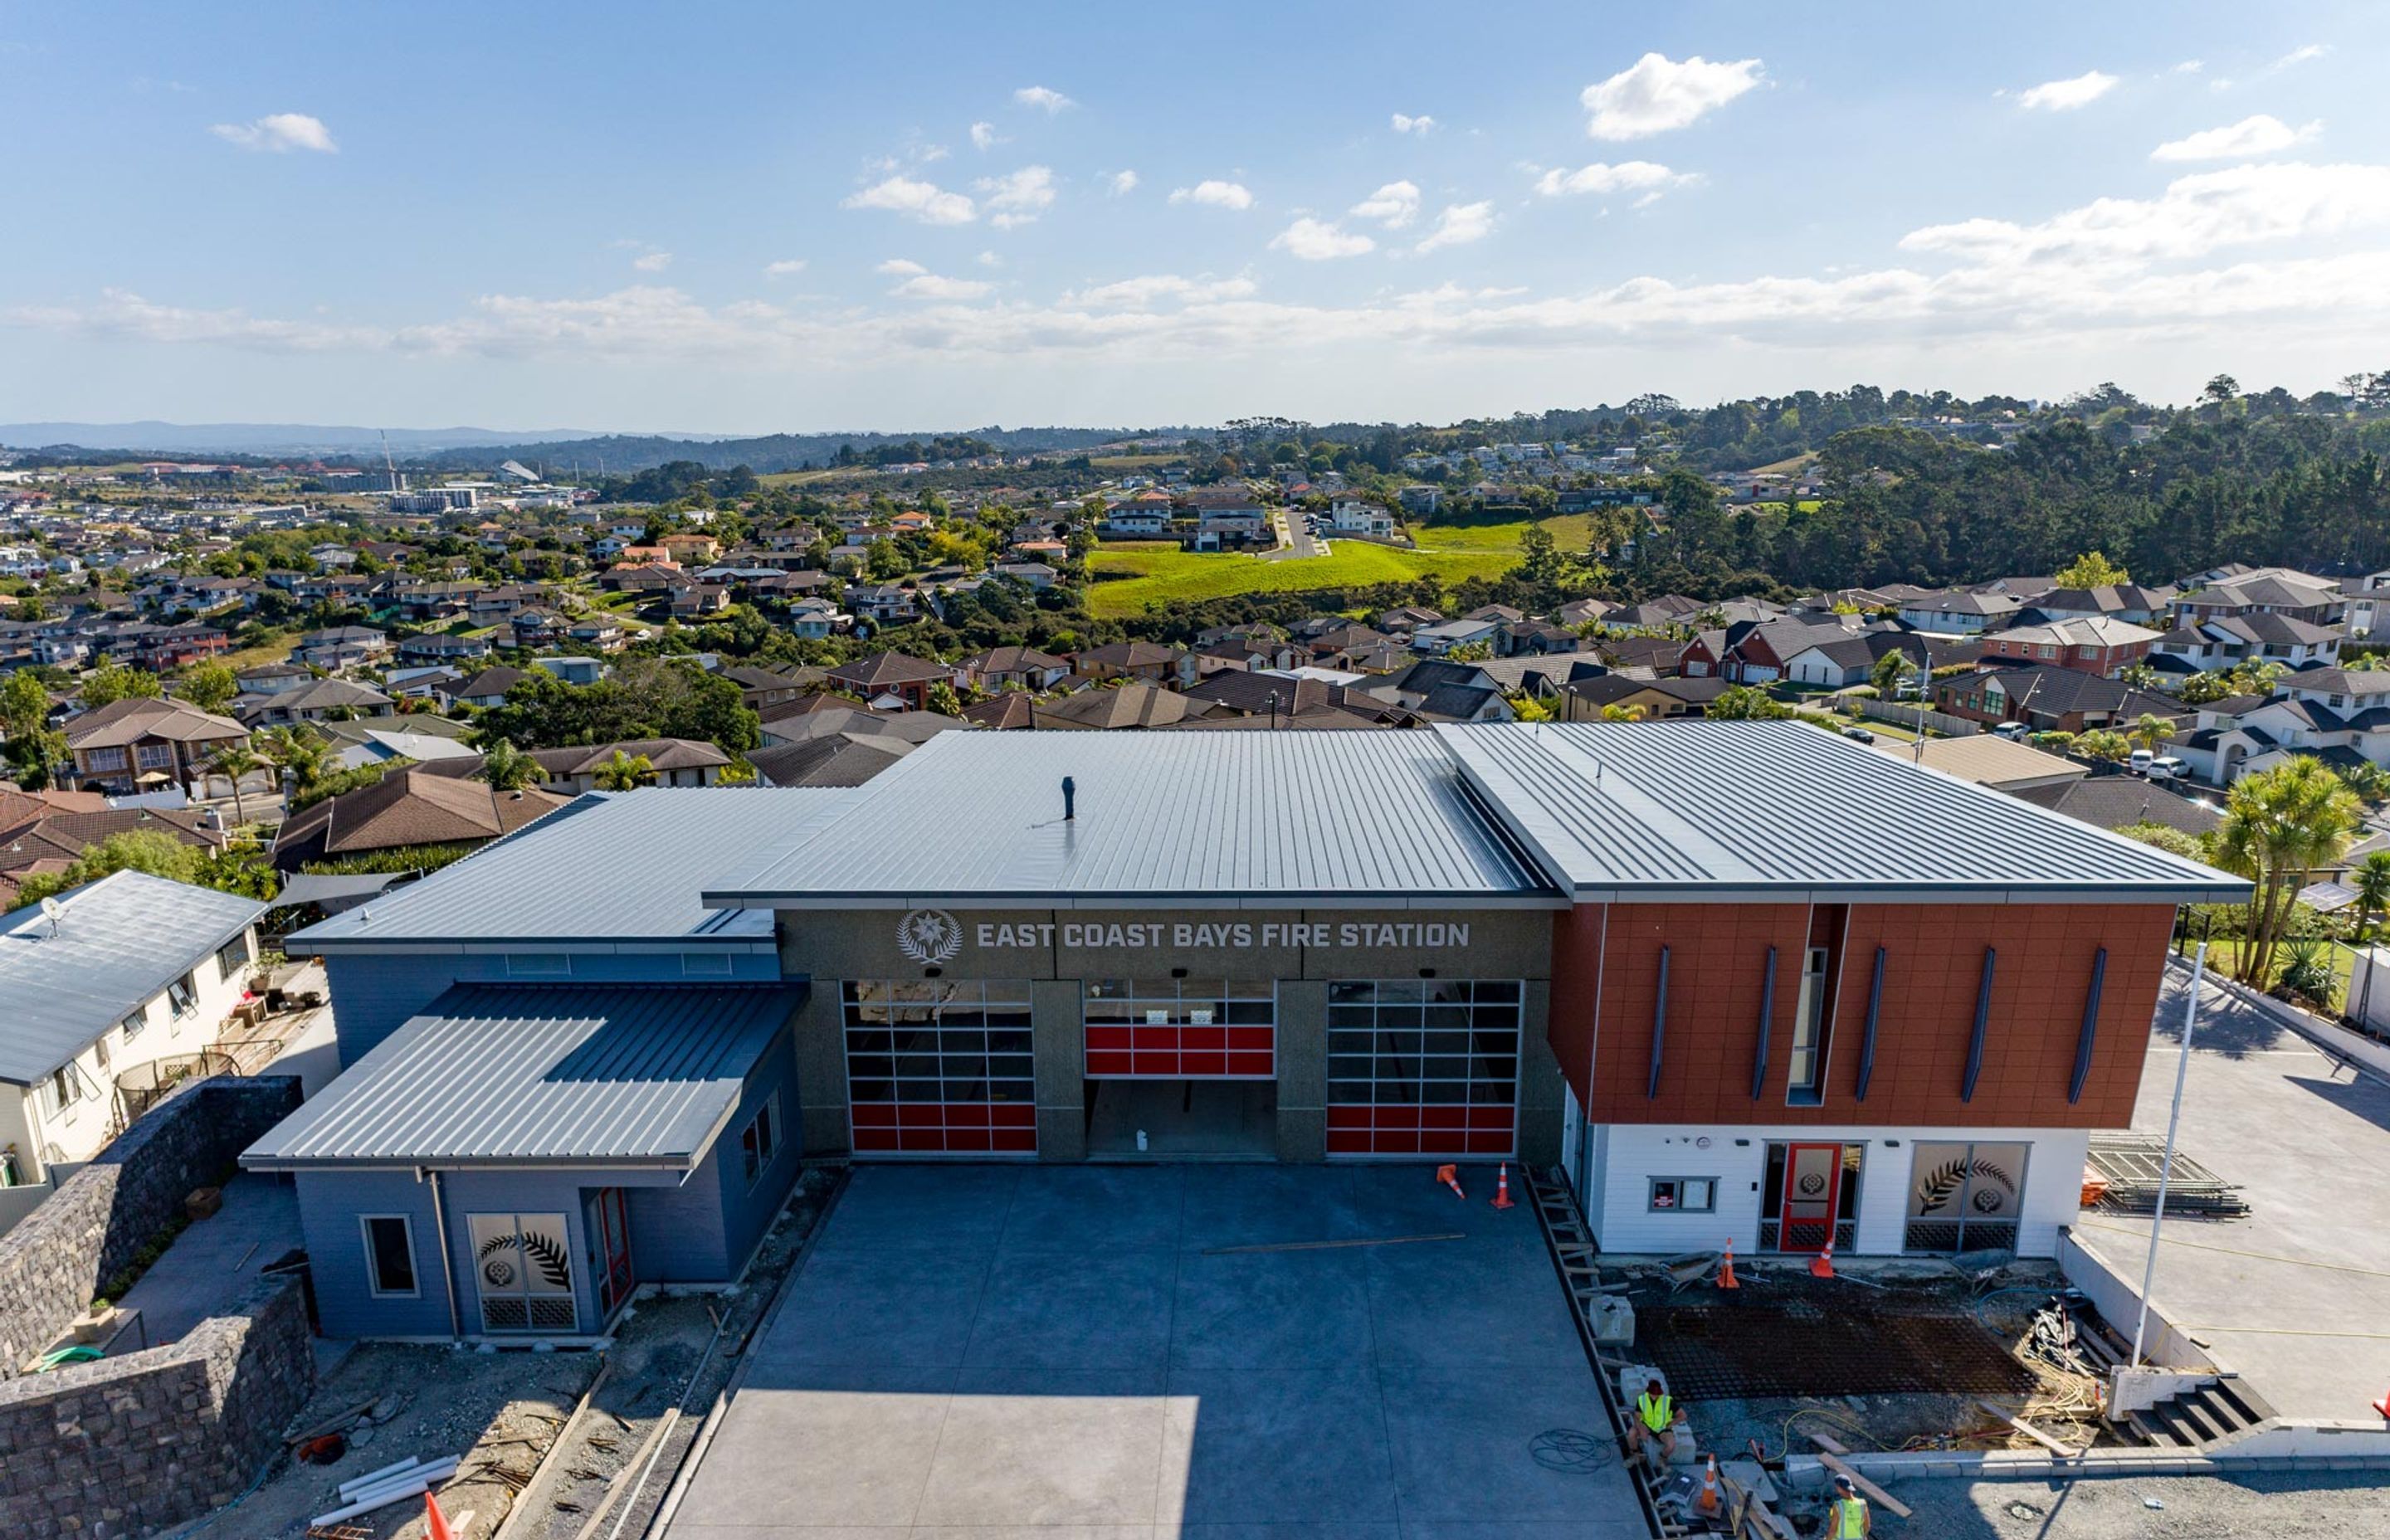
[1810,1238,1836,1279]
[1490,1162,1516,1210]
[1716,1243,1739,1289]
[1436,1163,1466,1199]
[1695,1455,1723,1516]
[426,1492,457,1540]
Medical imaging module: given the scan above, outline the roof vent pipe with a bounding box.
[1061,775,1076,821]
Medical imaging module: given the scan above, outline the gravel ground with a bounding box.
[1878,1471,2390,1538]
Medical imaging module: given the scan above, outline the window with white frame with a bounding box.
[216,933,251,983]
[135,743,176,770]
[46,1065,81,1115]
[84,747,128,772]
[121,1003,148,1040]
[361,1215,419,1297]
[739,1093,780,1188]
[166,972,198,1017]
[91,1036,110,1072]
[1648,1177,1716,1213]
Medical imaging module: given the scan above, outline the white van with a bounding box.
[2149,755,2189,782]
[2129,748,2155,775]
[1992,721,2029,741]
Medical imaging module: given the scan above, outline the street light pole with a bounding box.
[2131,941,2207,1368]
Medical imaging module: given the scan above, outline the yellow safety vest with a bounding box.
[1833,1496,1869,1538]
[1636,1391,1672,1432]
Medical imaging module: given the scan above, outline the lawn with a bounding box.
[1085,540,1520,619]
[1084,513,1594,619]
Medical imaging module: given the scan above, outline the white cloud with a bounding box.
[976,251,1002,267]
[843,175,976,225]
[1532,159,1687,197]
[1169,179,1253,210]
[2173,60,2205,75]
[1581,53,1762,139]
[876,258,928,275]
[2153,115,2321,162]
[1899,160,2390,265]
[209,112,337,153]
[1107,169,1139,196]
[1415,202,1495,253]
[763,259,808,277]
[631,251,673,273]
[2016,71,2118,111]
[976,165,1056,228]
[969,120,1001,151]
[1350,180,1422,228]
[1271,217,1376,261]
[1391,112,1436,136]
[1014,85,1075,114]
[890,271,993,300]
[1065,274,1260,309]
[2269,43,2329,73]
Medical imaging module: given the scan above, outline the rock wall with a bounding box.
[0,1076,301,1377]
[0,1272,314,1538]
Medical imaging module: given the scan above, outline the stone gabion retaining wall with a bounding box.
[0,1076,301,1378]
[0,1272,314,1538]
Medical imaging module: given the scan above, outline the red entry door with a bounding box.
[588,1187,633,1315]
[1781,1143,1841,1253]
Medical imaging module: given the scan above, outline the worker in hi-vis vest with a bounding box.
[1829,1474,1871,1537]
[1626,1377,1677,1469]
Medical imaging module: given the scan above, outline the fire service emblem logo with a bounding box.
[896,908,963,965]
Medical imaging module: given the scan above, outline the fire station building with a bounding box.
[246,724,2239,1341]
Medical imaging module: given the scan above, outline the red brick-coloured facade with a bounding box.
[1550,901,2175,1128]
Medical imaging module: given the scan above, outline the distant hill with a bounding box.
[424,426,1148,475]
[0,422,621,456]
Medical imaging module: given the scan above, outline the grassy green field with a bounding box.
[1083,514,1592,619]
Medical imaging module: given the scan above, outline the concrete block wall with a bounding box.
[0,1077,302,1378]
[0,1272,314,1538]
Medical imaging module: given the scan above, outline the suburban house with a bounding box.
[294,626,392,671]
[1072,641,1198,689]
[398,631,494,665]
[0,871,265,1216]
[824,651,954,711]
[1329,498,1397,538]
[1179,485,1271,549]
[956,646,1071,694]
[1410,617,1503,657]
[271,767,570,871]
[451,665,529,711]
[1557,674,1730,719]
[522,738,732,793]
[237,677,398,727]
[2173,568,2344,628]
[1896,589,2022,635]
[1977,617,2162,677]
[1032,681,1208,730]
[1357,660,1516,721]
[2149,614,2344,675]
[2010,585,2173,626]
[1774,630,1930,689]
[64,697,248,795]
[1935,667,2182,735]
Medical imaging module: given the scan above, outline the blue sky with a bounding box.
[5,1,2388,433]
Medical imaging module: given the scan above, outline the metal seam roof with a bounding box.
[0,870,266,1085]
[240,982,803,1169]
[1435,721,2248,900]
[703,730,1550,904]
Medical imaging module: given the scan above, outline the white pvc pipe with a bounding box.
[310,1457,461,1526]
[338,1455,422,1499]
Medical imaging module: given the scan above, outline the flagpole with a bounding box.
[2132,941,2206,1368]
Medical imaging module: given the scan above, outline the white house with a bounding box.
[1330,498,1397,538]
[0,871,266,1214]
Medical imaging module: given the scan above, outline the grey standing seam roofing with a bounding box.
[241,982,802,1169]
[1435,720,2247,900]
[705,730,1549,905]
[0,870,266,1084]
[290,787,858,949]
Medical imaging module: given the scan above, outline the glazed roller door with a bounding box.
[843,980,1037,1155]
[1326,979,1521,1157]
[1082,978,1276,1079]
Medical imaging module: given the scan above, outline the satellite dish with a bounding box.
[38,896,61,937]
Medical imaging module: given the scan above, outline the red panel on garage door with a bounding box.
[1085,1023,1275,1080]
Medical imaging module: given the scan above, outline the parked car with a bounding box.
[1841,725,1876,743]
[1992,721,2029,741]
[2149,755,2189,782]
[2129,748,2155,775]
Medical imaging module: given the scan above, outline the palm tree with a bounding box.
[256,724,332,799]
[204,743,265,826]
[476,738,541,792]
[592,750,655,792]
[2128,713,2177,756]
[2212,758,2364,985]
[2354,850,2390,943]
[1599,703,1648,721]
